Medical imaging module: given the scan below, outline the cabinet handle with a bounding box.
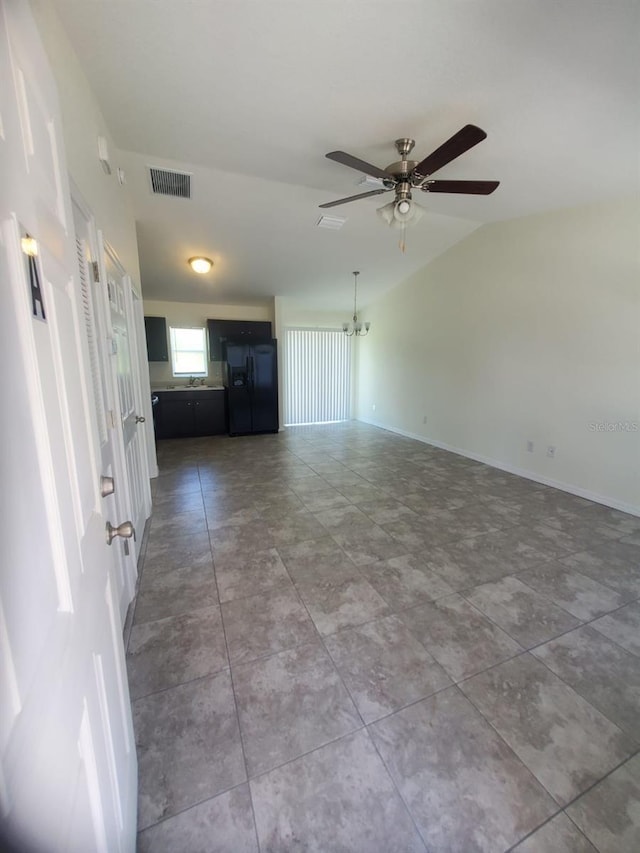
[135,415,146,423]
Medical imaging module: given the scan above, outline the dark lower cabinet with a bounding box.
[154,390,226,439]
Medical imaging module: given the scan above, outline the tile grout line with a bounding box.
[504,746,640,851]
[208,491,263,853]
[136,427,640,847]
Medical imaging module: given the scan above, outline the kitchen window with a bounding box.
[169,326,208,377]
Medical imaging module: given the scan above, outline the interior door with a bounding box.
[102,240,149,575]
[0,2,136,850]
[72,196,133,624]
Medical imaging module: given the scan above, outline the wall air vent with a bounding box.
[316,215,346,230]
[148,166,192,198]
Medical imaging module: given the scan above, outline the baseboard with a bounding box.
[357,416,640,517]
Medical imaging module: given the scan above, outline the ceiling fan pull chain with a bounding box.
[399,221,406,253]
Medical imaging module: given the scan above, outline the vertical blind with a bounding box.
[284,328,352,425]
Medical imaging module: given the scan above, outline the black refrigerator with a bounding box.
[224,340,279,436]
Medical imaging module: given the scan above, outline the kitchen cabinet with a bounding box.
[154,390,226,439]
[207,319,272,361]
[144,316,169,361]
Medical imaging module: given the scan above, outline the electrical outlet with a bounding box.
[526,440,534,453]
[547,445,556,459]
[423,415,428,424]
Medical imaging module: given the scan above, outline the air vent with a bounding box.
[148,166,192,198]
[316,215,346,230]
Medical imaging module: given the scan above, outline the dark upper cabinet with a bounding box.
[207,319,272,361]
[144,316,169,362]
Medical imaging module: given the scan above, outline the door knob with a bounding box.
[106,520,136,545]
[135,415,146,423]
[100,475,115,498]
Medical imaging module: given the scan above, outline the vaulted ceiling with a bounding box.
[50,0,639,310]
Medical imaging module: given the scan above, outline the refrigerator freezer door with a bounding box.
[251,344,279,433]
[225,344,252,435]
[227,387,252,435]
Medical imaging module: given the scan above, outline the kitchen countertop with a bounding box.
[152,385,224,392]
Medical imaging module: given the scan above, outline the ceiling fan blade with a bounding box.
[319,188,390,209]
[414,125,488,178]
[325,151,392,180]
[421,179,499,195]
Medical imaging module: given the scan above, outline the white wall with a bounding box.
[30,1,141,284]
[356,196,640,513]
[30,1,156,475]
[144,298,274,387]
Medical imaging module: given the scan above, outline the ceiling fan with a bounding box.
[320,124,499,248]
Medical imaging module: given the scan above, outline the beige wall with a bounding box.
[356,197,640,513]
[144,298,274,387]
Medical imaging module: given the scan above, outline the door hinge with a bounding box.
[91,261,100,282]
[108,409,117,429]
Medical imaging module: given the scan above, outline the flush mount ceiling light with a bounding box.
[343,271,370,337]
[188,256,213,274]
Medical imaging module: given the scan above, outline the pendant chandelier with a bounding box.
[342,271,370,337]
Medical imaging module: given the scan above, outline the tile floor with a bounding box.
[127,422,640,852]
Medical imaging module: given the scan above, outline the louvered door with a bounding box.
[72,198,134,622]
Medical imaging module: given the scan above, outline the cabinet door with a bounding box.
[246,321,272,341]
[160,399,194,438]
[192,398,215,436]
[144,316,169,361]
[209,392,227,435]
[232,320,272,342]
[207,319,224,361]
[208,319,272,361]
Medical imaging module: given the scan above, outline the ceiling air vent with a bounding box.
[316,214,346,230]
[148,166,192,199]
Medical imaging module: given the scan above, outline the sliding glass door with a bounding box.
[284,328,352,425]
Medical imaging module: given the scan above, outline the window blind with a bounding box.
[284,328,351,425]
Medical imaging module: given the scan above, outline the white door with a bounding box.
[102,240,150,570]
[72,197,136,625]
[0,3,136,851]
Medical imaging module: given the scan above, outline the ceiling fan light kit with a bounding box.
[321,124,499,250]
[188,256,213,274]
